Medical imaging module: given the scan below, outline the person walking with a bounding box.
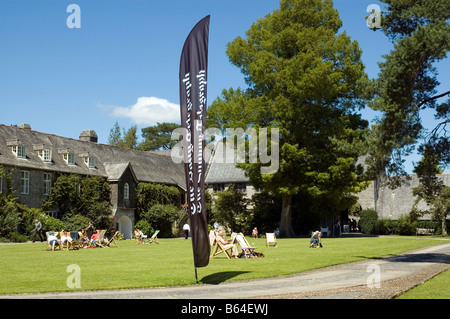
[183,223,190,239]
[32,219,43,242]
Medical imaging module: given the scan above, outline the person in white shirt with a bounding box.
[309,230,322,248]
[48,231,61,251]
[183,223,190,239]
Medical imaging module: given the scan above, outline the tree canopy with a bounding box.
[208,0,371,237]
[366,0,450,181]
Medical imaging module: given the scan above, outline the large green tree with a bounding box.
[42,174,113,230]
[108,121,138,150]
[412,145,449,236]
[367,0,450,182]
[138,122,181,151]
[208,0,371,237]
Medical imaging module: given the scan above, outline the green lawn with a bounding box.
[397,269,450,299]
[0,236,446,295]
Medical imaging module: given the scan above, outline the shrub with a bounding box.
[62,214,90,232]
[10,232,28,243]
[396,214,417,235]
[0,202,20,238]
[359,209,378,235]
[378,218,395,235]
[144,204,180,237]
[41,214,65,233]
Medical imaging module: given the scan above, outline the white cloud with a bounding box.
[105,97,180,126]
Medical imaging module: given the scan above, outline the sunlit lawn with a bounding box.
[397,269,450,299]
[0,236,446,295]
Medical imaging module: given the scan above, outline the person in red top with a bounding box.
[90,230,100,247]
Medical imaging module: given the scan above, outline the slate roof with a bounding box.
[204,141,249,184]
[0,124,186,190]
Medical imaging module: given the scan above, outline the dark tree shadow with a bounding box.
[355,253,450,264]
[200,271,251,284]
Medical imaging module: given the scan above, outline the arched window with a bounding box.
[124,183,129,200]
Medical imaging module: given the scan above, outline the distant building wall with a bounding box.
[356,174,450,220]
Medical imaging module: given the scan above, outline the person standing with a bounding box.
[183,223,190,239]
[32,219,43,243]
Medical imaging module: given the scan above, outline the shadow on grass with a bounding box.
[201,271,251,284]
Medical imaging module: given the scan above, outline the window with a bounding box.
[213,184,225,192]
[38,149,52,162]
[84,156,95,169]
[63,153,76,165]
[44,173,52,195]
[12,145,26,159]
[124,183,129,199]
[47,211,58,219]
[21,170,30,194]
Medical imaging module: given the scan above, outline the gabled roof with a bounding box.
[0,124,186,190]
[104,162,137,182]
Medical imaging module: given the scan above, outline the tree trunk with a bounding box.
[441,218,448,237]
[279,194,295,237]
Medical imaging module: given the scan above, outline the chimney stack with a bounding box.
[79,129,98,143]
[19,123,31,130]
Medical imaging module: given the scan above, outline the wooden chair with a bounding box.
[148,230,160,244]
[235,233,257,258]
[209,230,232,259]
[105,231,119,247]
[266,233,278,247]
[94,230,107,248]
[45,231,62,251]
[60,230,74,250]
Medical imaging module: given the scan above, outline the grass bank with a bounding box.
[0,236,445,295]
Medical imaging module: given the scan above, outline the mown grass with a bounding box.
[0,236,446,295]
[396,269,450,299]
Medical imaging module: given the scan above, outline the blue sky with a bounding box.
[0,0,448,173]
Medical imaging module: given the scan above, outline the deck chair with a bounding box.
[105,231,119,247]
[45,231,62,251]
[320,227,329,237]
[148,230,160,244]
[235,233,257,258]
[60,231,74,251]
[94,230,108,248]
[209,230,232,259]
[266,233,278,247]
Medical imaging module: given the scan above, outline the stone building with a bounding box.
[1,123,447,239]
[0,124,186,239]
[356,174,450,220]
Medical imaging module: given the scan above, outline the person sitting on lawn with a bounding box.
[90,230,101,247]
[60,230,73,250]
[79,229,90,248]
[309,230,322,248]
[134,229,144,244]
[217,230,239,258]
[48,231,61,251]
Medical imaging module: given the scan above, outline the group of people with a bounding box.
[47,230,75,251]
[42,219,104,251]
